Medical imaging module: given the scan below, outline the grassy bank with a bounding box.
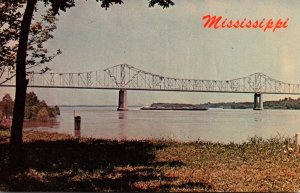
[1,130,300,192]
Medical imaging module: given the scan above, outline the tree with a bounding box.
[37,107,49,122]
[0,94,14,119]
[7,0,174,165]
[24,91,40,119]
[0,92,59,121]
[0,2,61,85]
[23,91,59,120]
[0,2,22,77]
[0,111,4,121]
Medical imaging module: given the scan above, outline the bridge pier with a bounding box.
[117,89,128,111]
[253,93,263,110]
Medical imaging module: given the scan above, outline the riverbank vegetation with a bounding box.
[24,92,60,121]
[0,92,59,124]
[1,130,300,192]
[206,97,300,109]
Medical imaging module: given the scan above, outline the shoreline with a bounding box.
[0,118,58,129]
[141,103,208,111]
[140,107,208,111]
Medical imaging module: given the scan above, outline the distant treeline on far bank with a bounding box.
[0,92,60,122]
[205,97,300,109]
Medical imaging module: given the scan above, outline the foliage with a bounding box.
[0,111,4,121]
[0,92,59,121]
[0,94,14,119]
[264,97,300,109]
[36,107,49,122]
[0,2,22,72]
[0,2,61,85]
[0,0,174,77]
[206,97,300,110]
[24,91,59,120]
[26,9,61,70]
[148,0,175,8]
[41,0,174,13]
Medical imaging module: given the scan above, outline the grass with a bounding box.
[1,130,300,192]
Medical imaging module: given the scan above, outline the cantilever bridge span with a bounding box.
[1,64,300,110]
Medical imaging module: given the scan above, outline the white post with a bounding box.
[295,133,300,153]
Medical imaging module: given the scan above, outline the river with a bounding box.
[24,107,300,143]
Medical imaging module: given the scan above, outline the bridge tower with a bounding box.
[117,89,128,111]
[253,93,263,110]
[117,64,128,111]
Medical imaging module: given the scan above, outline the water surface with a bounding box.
[25,107,300,143]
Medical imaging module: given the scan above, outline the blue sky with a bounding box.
[1,0,300,106]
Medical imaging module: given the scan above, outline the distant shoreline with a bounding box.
[58,105,142,108]
[141,103,208,111]
[140,107,208,111]
[58,97,300,110]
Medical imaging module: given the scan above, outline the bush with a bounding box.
[37,107,49,122]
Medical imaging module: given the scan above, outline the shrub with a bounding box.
[37,107,49,122]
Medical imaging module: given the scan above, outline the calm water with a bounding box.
[25,107,300,143]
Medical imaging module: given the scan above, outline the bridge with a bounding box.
[1,64,300,110]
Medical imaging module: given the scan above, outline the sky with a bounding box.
[1,0,300,106]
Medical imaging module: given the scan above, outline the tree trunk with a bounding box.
[10,0,37,165]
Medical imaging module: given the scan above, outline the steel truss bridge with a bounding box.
[1,64,300,110]
[1,63,299,94]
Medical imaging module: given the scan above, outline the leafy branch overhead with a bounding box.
[0,2,23,70]
[98,0,175,9]
[95,0,175,10]
[42,0,174,13]
[27,9,61,70]
[148,0,174,8]
[1,0,174,72]
[0,2,61,78]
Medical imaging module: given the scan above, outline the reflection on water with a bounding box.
[23,119,59,128]
[74,129,81,138]
[118,112,128,140]
[118,112,127,120]
[25,107,300,143]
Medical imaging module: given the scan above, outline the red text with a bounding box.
[202,15,289,32]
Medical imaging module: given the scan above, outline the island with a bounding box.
[141,103,208,111]
[205,97,300,110]
[141,97,300,111]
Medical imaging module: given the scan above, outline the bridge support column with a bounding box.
[117,89,128,111]
[253,93,263,110]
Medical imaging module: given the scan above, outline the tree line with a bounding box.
[0,91,60,122]
[205,97,300,110]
